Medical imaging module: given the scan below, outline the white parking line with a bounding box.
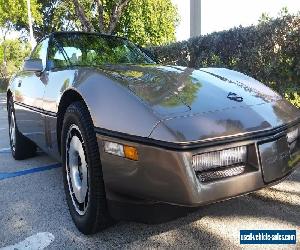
[0,148,10,153]
[1,232,55,250]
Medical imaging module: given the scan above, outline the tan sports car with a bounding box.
[7,32,300,234]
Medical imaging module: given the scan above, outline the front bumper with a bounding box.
[96,125,300,207]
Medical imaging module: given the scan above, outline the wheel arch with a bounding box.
[57,89,90,155]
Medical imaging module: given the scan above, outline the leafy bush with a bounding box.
[150,13,300,108]
[285,87,300,108]
[0,39,31,82]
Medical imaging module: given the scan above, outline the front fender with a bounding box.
[75,72,160,138]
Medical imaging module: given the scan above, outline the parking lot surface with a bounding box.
[0,92,299,249]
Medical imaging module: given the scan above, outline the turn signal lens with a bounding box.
[104,141,138,161]
[124,145,139,161]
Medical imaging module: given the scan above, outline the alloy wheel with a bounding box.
[66,124,89,216]
[9,110,16,152]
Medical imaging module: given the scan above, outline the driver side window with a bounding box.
[30,38,49,70]
[48,45,82,69]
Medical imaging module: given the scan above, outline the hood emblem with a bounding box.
[227,92,243,102]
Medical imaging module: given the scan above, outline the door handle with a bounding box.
[18,80,22,87]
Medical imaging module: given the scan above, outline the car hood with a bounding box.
[150,99,300,143]
[94,64,300,143]
[98,64,282,119]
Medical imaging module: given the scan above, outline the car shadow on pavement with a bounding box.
[85,170,300,248]
[62,207,236,249]
[268,187,300,198]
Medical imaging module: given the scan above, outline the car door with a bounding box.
[14,38,50,150]
[42,34,80,158]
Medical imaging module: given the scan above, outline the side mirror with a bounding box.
[23,59,43,72]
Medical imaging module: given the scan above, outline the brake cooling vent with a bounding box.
[197,165,246,182]
[192,146,247,182]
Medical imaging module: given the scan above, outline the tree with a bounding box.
[0,0,42,33]
[0,39,31,79]
[33,0,61,39]
[15,0,75,40]
[117,0,179,45]
[48,0,178,46]
[70,0,131,34]
[11,0,178,46]
[0,0,41,78]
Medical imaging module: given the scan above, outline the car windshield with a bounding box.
[49,33,154,68]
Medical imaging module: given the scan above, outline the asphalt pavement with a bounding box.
[0,92,299,249]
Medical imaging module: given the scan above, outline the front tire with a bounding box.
[62,101,113,234]
[8,97,36,160]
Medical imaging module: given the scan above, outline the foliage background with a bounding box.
[0,39,31,91]
[0,0,179,92]
[150,13,300,107]
[117,0,179,45]
[31,0,178,46]
[0,0,41,91]
[0,5,299,110]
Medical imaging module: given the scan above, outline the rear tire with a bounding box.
[8,97,37,160]
[61,101,113,235]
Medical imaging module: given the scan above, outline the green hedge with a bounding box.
[150,14,300,107]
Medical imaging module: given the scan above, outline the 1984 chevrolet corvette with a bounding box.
[7,32,300,234]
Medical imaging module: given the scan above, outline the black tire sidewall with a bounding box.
[8,98,16,158]
[7,97,36,160]
[61,102,111,234]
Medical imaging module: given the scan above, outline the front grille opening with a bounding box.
[192,144,258,183]
[196,165,246,182]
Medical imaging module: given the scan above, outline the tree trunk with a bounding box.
[71,0,131,34]
[108,0,131,34]
[72,0,94,32]
[94,0,105,33]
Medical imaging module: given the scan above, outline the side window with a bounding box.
[30,38,49,69]
[48,37,83,69]
[48,47,68,69]
[48,45,82,69]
